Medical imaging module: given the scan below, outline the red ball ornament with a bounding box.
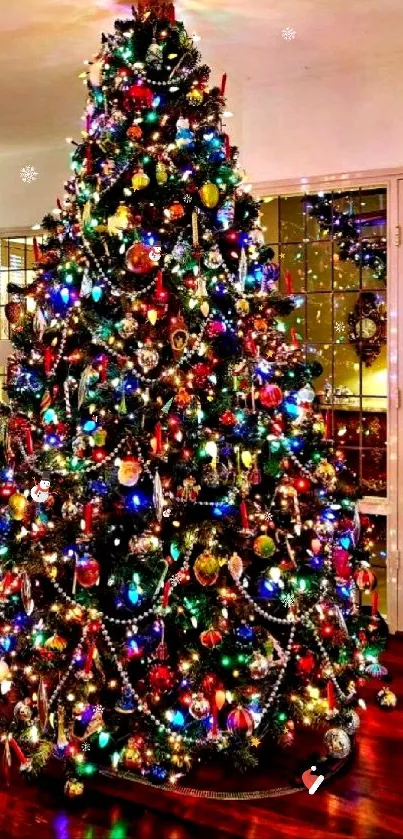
[206,320,226,338]
[200,673,222,695]
[168,201,185,221]
[297,652,315,675]
[260,384,283,409]
[200,629,223,649]
[126,243,154,275]
[333,547,351,579]
[353,565,377,592]
[226,706,254,735]
[148,664,174,692]
[126,83,153,108]
[75,555,100,588]
[191,363,211,388]
[219,410,237,427]
[91,447,106,463]
[0,482,16,501]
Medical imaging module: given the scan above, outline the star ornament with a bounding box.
[251,736,261,748]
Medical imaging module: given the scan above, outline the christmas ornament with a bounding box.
[342,710,360,735]
[376,686,397,709]
[227,707,254,735]
[14,700,32,723]
[168,200,185,221]
[200,629,223,648]
[169,315,188,357]
[132,171,150,195]
[117,457,142,487]
[126,242,154,274]
[64,779,84,798]
[249,653,270,680]
[189,693,210,720]
[253,535,275,558]
[297,652,315,675]
[204,245,223,269]
[260,384,283,409]
[30,473,51,504]
[353,564,377,592]
[228,553,243,581]
[115,687,135,714]
[75,555,100,588]
[217,199,235,230]
[21,572,34,616]
[123,739,142,770]
[200,182,220,209]
[127,124,143,142]
[137,346,159,373]
[126,83,153,108]
[118,314,137,338]
[175,117,194,148]
[8,492,27,521]
[146,38,164,69]
[187,88,204,106]
[315,460,337,490]
[193,551,220,586]
[37,676,49,730]
[324,727,351,759]
[45,634,68,652]
[107,204,132,235]
[148,664,174,691]
[156,161,168,185]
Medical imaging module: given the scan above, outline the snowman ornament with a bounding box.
[31,473,51,504]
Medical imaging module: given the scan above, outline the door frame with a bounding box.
[253,168,403,632]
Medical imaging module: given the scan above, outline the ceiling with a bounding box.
[2,0,403,227]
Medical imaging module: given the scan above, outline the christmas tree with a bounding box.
[0,0,383,795]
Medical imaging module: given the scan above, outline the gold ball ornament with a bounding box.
[9,492,28,521]
[93,428,107,447]
[377,686,397,709]
[235,299,250,316]
[117,457,142,487]
[187,88,204,106]
[199,182,220,209]
[156,161,168,185]
[194,551,220,586]
[315,460,337,489]
[132,169,150,191]
[253,535,276,559]
[64,779,84,799]
[168,201,185,220]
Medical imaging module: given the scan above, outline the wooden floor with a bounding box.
[0,636,401,839]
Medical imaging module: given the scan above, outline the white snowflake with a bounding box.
[280,592,296,608]
[335,321,346,334]
[20,165,38,183]
[81,742,91,752]
[282,27,297,41]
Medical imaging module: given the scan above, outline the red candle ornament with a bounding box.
[155,422,163,455]
[99,355,108,383]
[84,642,96,674]
[44,347,53,375]
[33,237,40,263]
[327,680,337,711]
[223,133,231,159]
[239,501,249,530]
[162,580,171,609]
[25,427,34,456]
[285,270,294,295]
[220,73,227,96]
[83,502,93,535]
[290,328,299,347]
[9,737,29,767]
[371,590,379,617]
[325,409,332,440]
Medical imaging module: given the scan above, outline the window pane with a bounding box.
[280,195,305,243]
[279,244,305,293]
[307,242,332,292]
[307,293,332,342]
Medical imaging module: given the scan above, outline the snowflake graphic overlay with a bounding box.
[20,165,38,183]
[81,742,91,752]
[282,27,297,41]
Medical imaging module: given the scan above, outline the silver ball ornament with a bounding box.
[324,727,351,759]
